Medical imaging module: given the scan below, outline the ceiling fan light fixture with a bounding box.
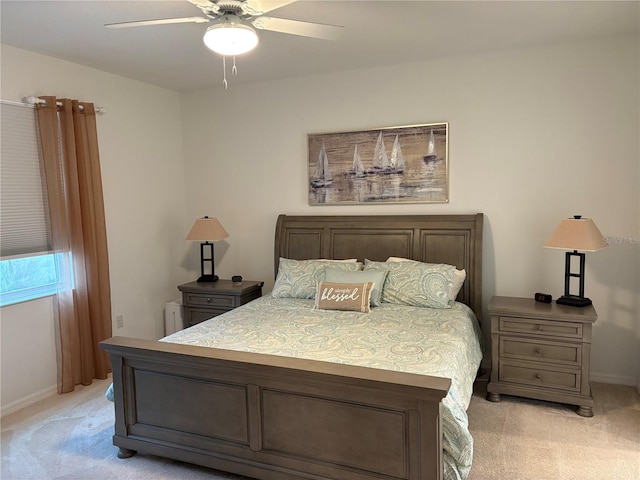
[203,22,258,56]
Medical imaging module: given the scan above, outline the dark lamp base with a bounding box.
[197,274,219,283]
[556,295,592,307]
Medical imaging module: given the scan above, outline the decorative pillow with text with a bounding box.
[314,281,374,313]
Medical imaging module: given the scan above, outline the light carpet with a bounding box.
[1,376,638,480]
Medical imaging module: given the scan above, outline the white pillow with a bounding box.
[324,268,388,307]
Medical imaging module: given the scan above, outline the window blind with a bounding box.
[0,102,52,257]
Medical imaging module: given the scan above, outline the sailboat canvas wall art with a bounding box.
[308,123,448,205]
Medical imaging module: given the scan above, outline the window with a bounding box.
[0,252,74,306]
[0,101,70,307]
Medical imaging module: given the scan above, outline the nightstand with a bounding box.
[486,296,597,417]
[178,279,263,328]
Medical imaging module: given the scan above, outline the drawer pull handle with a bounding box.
[207,297,212,303]
[535,373,542,380]
[535,347,543,354]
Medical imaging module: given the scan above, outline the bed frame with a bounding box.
[101,213,483,480]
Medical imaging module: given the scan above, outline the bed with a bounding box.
[101,213,484,480]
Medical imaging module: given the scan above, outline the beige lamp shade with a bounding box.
[544,216,607,252]
[186,216,229,242]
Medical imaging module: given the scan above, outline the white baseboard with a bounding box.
[590,372,637,387]
[1,385,57,418]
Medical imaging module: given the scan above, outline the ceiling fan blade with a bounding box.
[245,1,297,15]
[252,16,342,40]
[105,17,210,29]
[187,0,220,14]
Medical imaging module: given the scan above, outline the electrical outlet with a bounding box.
[116,314,124,329]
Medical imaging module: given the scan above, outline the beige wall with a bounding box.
[1,33,638,413]
[182,35,639,386]
[0,45,192,414]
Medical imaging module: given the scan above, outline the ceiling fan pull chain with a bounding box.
[222,56,228,90]
[232,56,238,76]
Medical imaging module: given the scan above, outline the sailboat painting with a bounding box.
[368,132,390,172]
[388,135,406,173]
[310,142,333,189]
[349,143,366,177]
[423,129,438,164]
[308,122,448,205]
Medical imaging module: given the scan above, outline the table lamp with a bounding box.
[186,216,229,282]
[544,215,607,307]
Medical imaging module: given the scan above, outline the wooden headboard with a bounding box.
[274,214,484,321]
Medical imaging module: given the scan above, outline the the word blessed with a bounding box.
[320,286,361,302]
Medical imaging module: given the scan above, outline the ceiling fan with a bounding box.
[105,0,342,87]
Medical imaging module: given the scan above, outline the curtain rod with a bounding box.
[22,96,106,115]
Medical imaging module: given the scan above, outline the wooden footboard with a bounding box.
[101,336,451,480]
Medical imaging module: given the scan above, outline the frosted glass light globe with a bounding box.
[203,23,258,56]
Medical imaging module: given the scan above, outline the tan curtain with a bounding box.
[36,96,112,394]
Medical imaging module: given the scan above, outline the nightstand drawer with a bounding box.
[178,280,263,329]
[186,308,228,327]
[500,337,581,366]
[499,362,581,393]
[499,316,583,339]
[185,292,235,308]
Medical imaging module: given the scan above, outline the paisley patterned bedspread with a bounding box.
[163,296,483,480]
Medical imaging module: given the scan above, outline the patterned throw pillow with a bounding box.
[364,259,456,309]
[386,257,466,303]
[271,258,362,299]
[314,281,374,313]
